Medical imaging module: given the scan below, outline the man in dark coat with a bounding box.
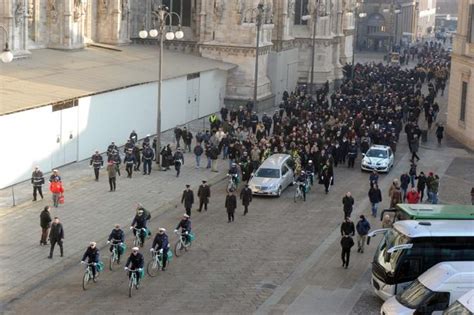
[340,217,355,236]
[81,242,100,280]
[40,206,52,245]
[341,234,355,269]
[151,228,169,271]
[342,192,355,218]
[181,185,195,217]
[48,217,64,259]
[225,191,237,223]
[89,151,104,181]
[142,146,154,175]
[240,184,253,215]
[197,180,211,212]
[31,166,45,201]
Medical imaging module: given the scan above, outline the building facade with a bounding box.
[447,0,474,150]
[1,0,354,107]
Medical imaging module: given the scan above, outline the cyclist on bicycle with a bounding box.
[151,227,169,271]
[107,224,125,264]
[295,171,307,201]
[174,213,192,244]
[130,209,148,247]
[227,162,240,186]
[305,160,315,186]
[124,247,144,286]
[136,203,151,236]
[81,242,100,282]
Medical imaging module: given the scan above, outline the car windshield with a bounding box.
[443,301,473,315]
[366,149,388,158]
[397,279,434,309]
[375,228,410,272]
[255,168,280,178]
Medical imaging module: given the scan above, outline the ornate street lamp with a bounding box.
[139,5,184,165]
[0,25,14,63]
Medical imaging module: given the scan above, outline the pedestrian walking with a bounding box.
[89,150,103,181]
[240,184,253,215]
[133,144,141,171]
[40,206,52,246]
[48,217,64,259]
[174,126,182,148]
[124,149,136,178]
[400,172,410,202]
[369,170,379,187]
[225,190,237,223]
[197,180,210,212]
[106,161,117,192]
[194,142,204,169]
[49,178,64,208]
[49,169,61,183]
[181,185,194,217]
[435,123,444,145]
[388,179,402,208]
[142,145,154,175]
[340,233,354,269]
[356,215,371,253]
[416,171,427,201]
[368,183,382,218]
[183,127,193,153]
[430,174,440,204]
[31,166,45,201]
[409,135,420,162]
[347,141,357,168]
[340,217,355,236]
[342,192,354,218]
[174,148,184,177]
[408,162,417,188]
[381,214,393,229]
[109,150,122,176]
[210,144,219,172]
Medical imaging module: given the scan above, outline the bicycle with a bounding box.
[132,227,147,247]
[147,248,169,277]
[125,267,142,298]
[107,240,123,271]
[294,182,306,203]
[174,230,193,257]
[81,262,99,291]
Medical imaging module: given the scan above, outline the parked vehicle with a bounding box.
[380,204,474,223]
[367,220,474,301]
[361,145,394,173]
[248,154,294,197]
[381,262,474,315]
[443,289,474,315]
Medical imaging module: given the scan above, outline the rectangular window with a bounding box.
[469,5,474,43]
[294,0,308,25]
[460,81,468,122]
[161,0,191,27]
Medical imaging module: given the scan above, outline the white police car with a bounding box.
[361,145,394,173]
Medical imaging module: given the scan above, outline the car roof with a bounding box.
[368,145,390,151]
[456,289,474,312]
[394,220,474,238]
[419,262,474,291]
[259,154,291,169]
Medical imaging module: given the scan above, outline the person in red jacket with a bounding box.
[406,187,420,204]
[49,178,64,207]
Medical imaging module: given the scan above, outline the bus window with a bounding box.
[397,257,421,282]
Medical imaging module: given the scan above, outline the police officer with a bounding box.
[181,185,194,217]
[107,142,118,159]
[142,145,154,175]
[81,242,100,281]
[347,141,358,168]
[110,150,122,176]
[262,113,272,137]
[90,150,103,181]
[240,184,253,215]
[250,112,259,134]
[124,149,136,178]
[130,209,148,247]
[124,247,144,286]
[151,228,169,271]
[197,180,211,212]
[107,224,125,264]
[31,166,45,201]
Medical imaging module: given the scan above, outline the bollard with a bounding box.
[11,185,16,207]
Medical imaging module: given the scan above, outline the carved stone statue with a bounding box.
[15,1,26,25]
[48,0,58,23]
[121,0,129,20]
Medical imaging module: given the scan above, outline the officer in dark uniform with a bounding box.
[90,150,104,181]
[151,228,169,271]
[31,166,45,201]
[110,150,122,176]
[124,149,136,178]
[181,185,194,217]
[262,113,272,137]
[81,242,100,281]
[250,112,259,134]
[142,145,154,175]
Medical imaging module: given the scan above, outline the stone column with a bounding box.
[0,0,30,58]
[47,0,85,49]
[97,0,131,45]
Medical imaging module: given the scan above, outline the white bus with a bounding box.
[368,220,474,301]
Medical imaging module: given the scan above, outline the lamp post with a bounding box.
[243,2,266,109]
[139,6,184,165]
[0,25,14,63]
[302,0,327,95]
[351,2,367,79]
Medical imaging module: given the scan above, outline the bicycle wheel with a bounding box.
[147,259,159,277]
[294,189,299,203]
[174,240,183,257]
[128,277,133,298]
[109,254,114,271]
[82,271,90,291]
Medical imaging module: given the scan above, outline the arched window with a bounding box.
[161,0,192,27]
[294,0,309,25]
